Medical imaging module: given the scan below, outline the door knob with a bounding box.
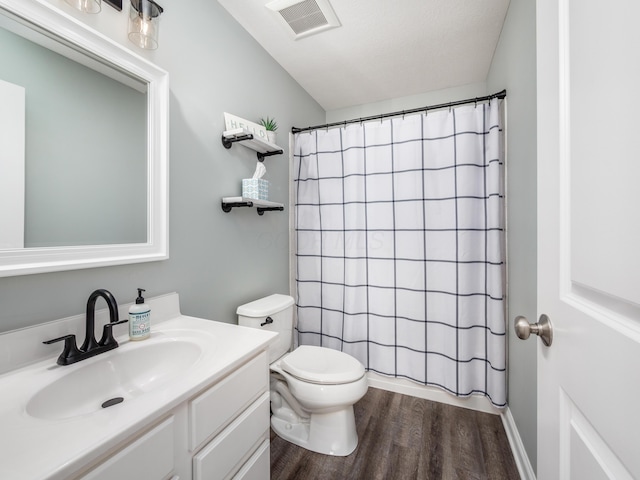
[514,314,553,347]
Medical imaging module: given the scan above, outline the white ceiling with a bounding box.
[217,0,511,111]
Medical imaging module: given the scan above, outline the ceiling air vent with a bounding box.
[266,0,341,40]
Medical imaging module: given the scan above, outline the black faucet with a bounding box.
[43,289,128,366]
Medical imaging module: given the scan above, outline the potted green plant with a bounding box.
[260,116,278,144]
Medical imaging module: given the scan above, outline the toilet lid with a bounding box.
[280,345,365,385]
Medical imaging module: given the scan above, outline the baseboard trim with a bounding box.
[501,407,536,480]
[366,372,500,415]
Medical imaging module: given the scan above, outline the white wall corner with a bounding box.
[501,407,536,480]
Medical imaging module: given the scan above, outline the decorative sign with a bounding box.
[223,112,268,141]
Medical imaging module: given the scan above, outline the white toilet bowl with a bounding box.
[270,345,368,455]
[237,295,369,456]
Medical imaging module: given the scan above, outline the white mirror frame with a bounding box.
[0,0,169,277]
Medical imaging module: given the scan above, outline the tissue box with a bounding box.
[242,178,269,200]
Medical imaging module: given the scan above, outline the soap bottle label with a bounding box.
[129,310,150,340]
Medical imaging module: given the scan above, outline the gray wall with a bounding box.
[0,0,324,333]
[326,82,488,123]
[487,0,538,470]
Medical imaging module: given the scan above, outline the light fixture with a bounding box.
[128,0,164,50]
[64,0,102,14]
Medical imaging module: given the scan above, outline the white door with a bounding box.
[535,0,640,478]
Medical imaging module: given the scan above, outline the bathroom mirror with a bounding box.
[0,0,169,277]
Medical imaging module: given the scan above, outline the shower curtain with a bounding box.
[293,98,506,407]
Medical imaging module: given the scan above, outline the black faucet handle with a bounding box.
[99,319,129,348]
[43,334,82,366]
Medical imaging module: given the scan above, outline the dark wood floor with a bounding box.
[270,387,520,480]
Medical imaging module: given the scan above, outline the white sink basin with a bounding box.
[0,305,278,480]
[27,336,203,420]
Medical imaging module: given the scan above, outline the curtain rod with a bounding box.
[291,89,506,134]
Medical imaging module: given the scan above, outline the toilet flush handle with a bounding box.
[261,316,274,327]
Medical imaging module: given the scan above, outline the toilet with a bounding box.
[237,294,368,456]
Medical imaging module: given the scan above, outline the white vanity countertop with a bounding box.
[0,296,277,480]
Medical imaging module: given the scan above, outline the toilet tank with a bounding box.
[237,294,295,363]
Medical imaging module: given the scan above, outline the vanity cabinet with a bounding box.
[77,352,270,480]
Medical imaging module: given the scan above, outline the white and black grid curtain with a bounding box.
[293,99,506,407]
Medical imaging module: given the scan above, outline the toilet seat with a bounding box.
[280,345,365,385]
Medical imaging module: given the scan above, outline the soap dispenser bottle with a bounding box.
[129,288,150,341]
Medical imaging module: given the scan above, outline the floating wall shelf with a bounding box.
[221,128,283,161]
[221,197,284,215]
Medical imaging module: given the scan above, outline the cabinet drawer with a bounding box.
[189,352,267,451]
[80,416,174,480]
[232,439,269,480]
[193,393,270,480]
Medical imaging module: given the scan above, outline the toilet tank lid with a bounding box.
[236,294,295,317]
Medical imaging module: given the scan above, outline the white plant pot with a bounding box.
[266,131,277,144]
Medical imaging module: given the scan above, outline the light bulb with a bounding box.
[65,0,101,13]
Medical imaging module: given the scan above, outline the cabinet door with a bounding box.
[193,394,270,480]
[80,417,175,480]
